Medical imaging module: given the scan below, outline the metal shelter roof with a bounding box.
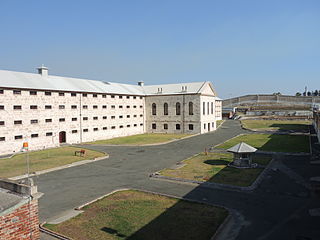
[227,142,257,153]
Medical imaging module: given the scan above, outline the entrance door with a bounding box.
[59,131,66,143]
[208,123,210,131]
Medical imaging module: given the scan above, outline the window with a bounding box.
[140,105,143,108]
[119,105,123,108]
[71,105,77,109]
[59,118,66,122]
[13,105,22,110]
[111,126,116,129]
[13,90,21,95]
[211,102,214,114]
[59,105,65,109]
[72,118,77,121]
[103,127,107,130]
[83,117,88,120]
[15,135,23,140]
[119,96,123,99]
[83,105,88,109]
[119,115,123,119]
[189,102,193,115]
[133,96,136,99]
[103,116,107,119]
[0,105,4,110]
[93,105,98,109]
[59,92,65,96]
[134,124,137,127]
[30,91,37,95]
[46,132,53,136]
[134,115,137,117]
[140,114,143,117]
[102,94,106,98]
[152,123,156,129]
[133,105,137,108]
[207,102,209,115]
[204,123,206,129]
[127,125,130,127]
[45,105,52,109]
[72,130,78,133]
[45,91,51,96]
[111,95,115,98]
[203,102,205,115]
[140,96,143,99]
[45,119,52,123]
[0,90,3,94]
[152,103,156,115]
[83,129,89,132]
[164,124,168,130]
[82,93,87,97]
[126,96,130,99]
[127,115,130,118]
[31,134,38,138]
[71,93,77,97]
[120,125,124,128]
[0,121,4,126]
[93,94,97,98]
[176,124,181,130]
[0,137,5,141]
[102,105,107,109]
[93,128,98,131]
[93,116,98,120]
[111,105,115,109]
[14,120,22,125]
[30,105,37,109]
[189,124,194,130]
[111,116,115,119]
[126,105,130,108]
[164,103,168,115]
[140,123,143,126]
[30,119,38,124]
[176,102,181,115]
[212,122,215,128]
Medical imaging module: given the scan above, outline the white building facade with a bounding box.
[0,67,222,155]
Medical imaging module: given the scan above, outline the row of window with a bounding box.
[151,123,194,130]
[0,104,143,110]
[0,89,143,99]
[151,102,194,116]
[203,102,215,115]
[0,115,144,126]
[0,124,144,142]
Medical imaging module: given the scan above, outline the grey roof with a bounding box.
[0,69,215,96]
[227,142,257,153]
[0,188,25,214]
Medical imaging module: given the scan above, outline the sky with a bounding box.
[0,0,319,98]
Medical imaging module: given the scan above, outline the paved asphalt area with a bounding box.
[36,120,320,240]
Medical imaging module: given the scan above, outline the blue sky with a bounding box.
[0,0,319,98]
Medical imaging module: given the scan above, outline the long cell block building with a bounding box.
[0,67,222,155]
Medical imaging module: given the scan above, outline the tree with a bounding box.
[273,92,281,95]
[307,91,311,96]
[295,92,302,96]
[314,90,319,96]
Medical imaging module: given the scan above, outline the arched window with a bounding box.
[152,103,156,115]
[176,102,181,115]
[164,103,168,115]
[189,102,193,115]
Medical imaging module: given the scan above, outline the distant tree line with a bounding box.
[295,90,320,97]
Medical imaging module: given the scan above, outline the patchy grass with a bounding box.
[86,133,192,145]
[44,190,228,240]
[0,147,105,178]
[160,153,271,187]
[216,134,309,153]
[241,120,311,131]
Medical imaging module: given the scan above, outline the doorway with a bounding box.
[208,123,210,131]
[59,131,66,143]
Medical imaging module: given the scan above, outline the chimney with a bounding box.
[37,65,48,77]
[138,81,144,86]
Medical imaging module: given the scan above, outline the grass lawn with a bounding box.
[216,134,309,153]
[241,120,311,131]
[160,153,271,187]
[44,190,228,240]
[216,120,224,128]
[86,133,191,145]
[0,147,105,178]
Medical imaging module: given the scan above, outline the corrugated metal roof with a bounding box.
[0,69,214,96]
